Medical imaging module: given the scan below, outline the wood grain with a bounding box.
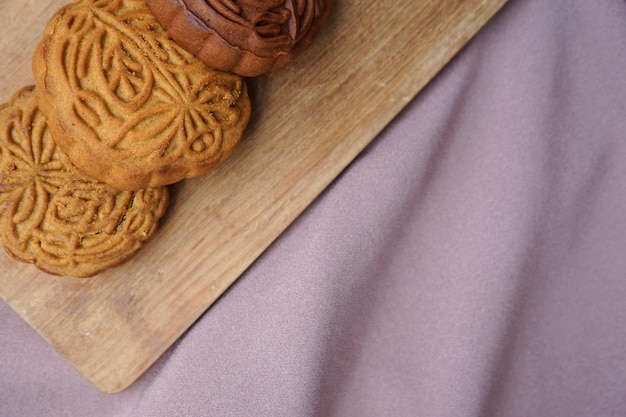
[0,0,509,393]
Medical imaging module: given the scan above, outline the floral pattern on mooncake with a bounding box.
[0,87,169,277]
[33,0,251,191]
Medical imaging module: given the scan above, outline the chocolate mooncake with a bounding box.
[146,0,332,76]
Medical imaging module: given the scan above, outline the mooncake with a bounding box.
[0,87,169,277]
[33,0,251,191]
[146,0,332,76]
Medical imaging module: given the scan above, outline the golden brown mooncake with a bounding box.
[0,87,169,278]
[146,0,333,77]
[32,0,251,191]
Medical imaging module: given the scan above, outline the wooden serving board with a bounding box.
[0,0,508,393]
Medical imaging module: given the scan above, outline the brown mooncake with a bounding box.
[0,87,169,278]
[146,0,333,77]
[33,0,251,191]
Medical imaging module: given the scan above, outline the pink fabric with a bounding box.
[2,0,626,415]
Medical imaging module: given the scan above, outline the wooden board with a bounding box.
[0,0,509,393]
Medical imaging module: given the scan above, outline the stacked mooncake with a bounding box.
[0,0,331,277]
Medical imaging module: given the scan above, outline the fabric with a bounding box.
[2,0,626,415]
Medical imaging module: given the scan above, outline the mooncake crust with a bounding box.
[33,0,251,191]
[0,87,169,278]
